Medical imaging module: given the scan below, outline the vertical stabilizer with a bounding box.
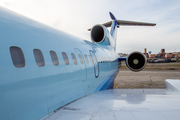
[109,12,118,51]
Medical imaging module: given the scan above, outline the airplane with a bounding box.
[0,6,180,120]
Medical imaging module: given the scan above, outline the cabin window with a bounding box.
[62,52,69,65]
[33,49,45,67]
[10,46,25,68]
[84,54,89,64]
[50,51,59,66]
[89,55,93,64]
[78,54,83,64]
[71,53,77,65]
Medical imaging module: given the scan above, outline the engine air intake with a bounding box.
[126,52,146,72]
[91,25,106,43]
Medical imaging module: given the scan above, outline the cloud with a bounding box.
[1,0,180,54]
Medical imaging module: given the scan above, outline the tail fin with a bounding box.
[109,12,117,20]
[109,12,118,51]
[109,12,118,37]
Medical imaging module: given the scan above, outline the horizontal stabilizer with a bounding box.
[88,20,156,31]
[103,20,156,27]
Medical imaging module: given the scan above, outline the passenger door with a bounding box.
[90,50,99,78]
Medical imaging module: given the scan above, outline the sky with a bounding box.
[0,0,180,54]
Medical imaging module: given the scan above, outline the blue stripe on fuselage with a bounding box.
[93,69,119,93]
[110,20,117,36]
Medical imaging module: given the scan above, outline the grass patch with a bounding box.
[167,65,180,66]
[120,65,180,70]
[120,65,128,69]
[145,67,178,70]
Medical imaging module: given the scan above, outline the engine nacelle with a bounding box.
[90,24,110,45]
[125,51,147,72]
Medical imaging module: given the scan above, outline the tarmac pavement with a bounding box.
[114,69,180,89]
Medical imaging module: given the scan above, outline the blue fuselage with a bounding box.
[0,7,120,120]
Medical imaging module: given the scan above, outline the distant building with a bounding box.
[145,48,180,62]
[161,49,165,54]
[160,49,165,58]
[173,52,180,58]
[165,53,173,58]
[144,53,149,58]
[143,48,149,58]
[118,53,128,57]
[149,54,156,58]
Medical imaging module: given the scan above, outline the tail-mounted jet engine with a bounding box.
[125,52,147,72]
[90,24,110,45]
